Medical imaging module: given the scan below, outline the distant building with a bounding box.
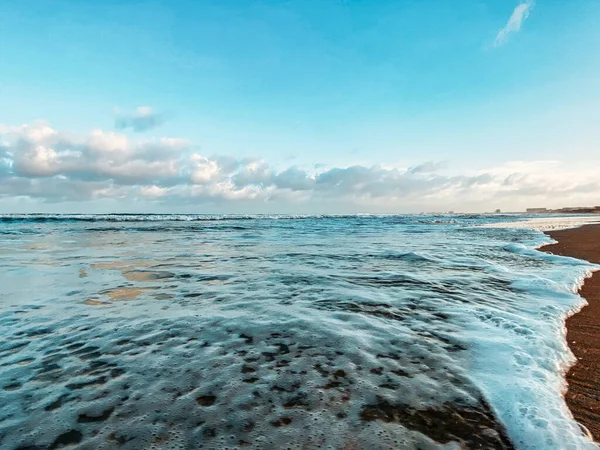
[526,208,549,213]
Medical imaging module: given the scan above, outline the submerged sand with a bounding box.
[541,224,600,441]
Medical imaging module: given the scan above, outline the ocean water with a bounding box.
[0,214,597,450]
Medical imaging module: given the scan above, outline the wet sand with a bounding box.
[541,224,600,440]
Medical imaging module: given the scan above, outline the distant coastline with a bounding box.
[526,206,600,214]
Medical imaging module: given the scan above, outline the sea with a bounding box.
[0,214,598,450]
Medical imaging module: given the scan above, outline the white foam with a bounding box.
[481,215,600,231]
[464,259,599,450]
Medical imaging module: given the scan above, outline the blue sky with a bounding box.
[1,0,599,213]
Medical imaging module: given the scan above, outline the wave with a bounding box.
[0,212,515,224]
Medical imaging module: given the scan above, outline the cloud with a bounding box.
[115,106,166,132]
[0,121,599,212]
[0,122,188,187]
[139,185,168,198]
[494,1,534,47]
[409,161,447,174]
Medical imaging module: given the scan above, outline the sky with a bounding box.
[1,0,599,213]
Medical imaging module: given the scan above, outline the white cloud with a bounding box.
[190,154,220,184]
[409,161,447,174]
[87,129,130,157]
[494,1,534,47]
[139,185,168,198]
[0,121,598,212]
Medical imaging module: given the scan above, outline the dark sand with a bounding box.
[541,224,600,440]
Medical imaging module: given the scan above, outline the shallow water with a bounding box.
[0,214,597,449]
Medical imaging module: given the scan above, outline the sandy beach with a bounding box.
[541,224,600,440]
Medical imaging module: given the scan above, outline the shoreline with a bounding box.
[540,224,600,441]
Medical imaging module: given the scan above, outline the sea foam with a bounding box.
[481,215,600,232]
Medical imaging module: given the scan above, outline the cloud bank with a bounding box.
[494,1,534,47]
[115,106,165,132]
[0,121,598,213]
